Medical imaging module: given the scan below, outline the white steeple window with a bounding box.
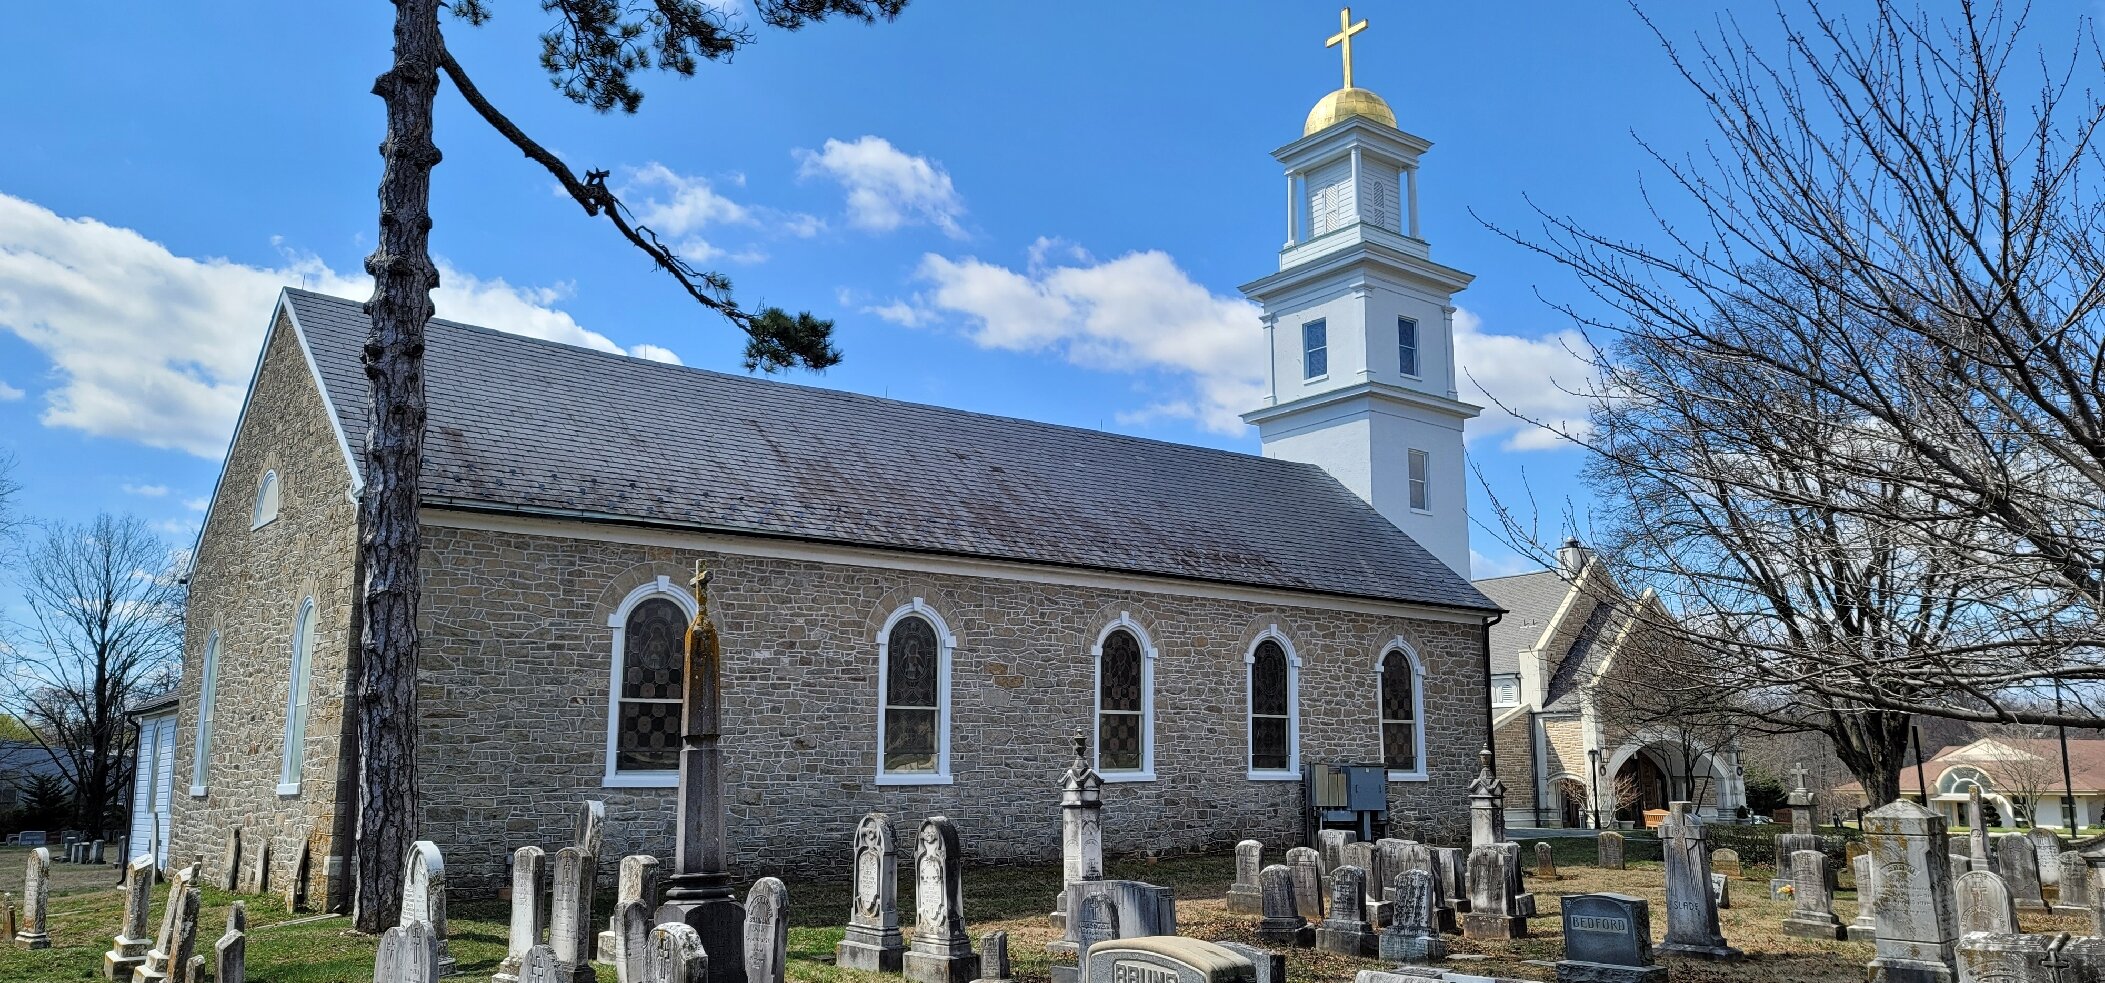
[1408,449,1430,512]
[1302,320,1328,379]
[1398,316,1420,377]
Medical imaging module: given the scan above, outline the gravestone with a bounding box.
[2057,851,2092,916]
[1226,841,1264,915]
[1952,869,2019,935]
[1343,842,1389,925]
[1315,865,1376,956]
[2029,828,2064,887]
[1556,893,1665,983]
[1781,849,1847,940]
[1390,843,1454,934]
[495,846,549,983]
[1467,747,1506,849]
[744,877,787,983]
[599,856,662,968]
[972,931,1014,983]
[1432,848,1468,914]
[1317,830,1355,878]
[105,855,157,978]
[285,833,311,913]
[1865,800,1959,983]
[215,904,246,983]
[1995,835,2046,910]
[647,924,709,983]
[1253,865,1312,948]
[136,863,196,983]
[1966,787,1993,874]
[162,886,199,983]
[1081,938,1257,983]
[401,841,456,977]
[574,801,607,861]
[1656,803,1738,961]
[1768,836,1818,899]
[1207,942,1283,983]
[1955,933,2105,983]
[14,846,49,950]
[1535,842,1557,880]
[521,946,561,983]
[221,829,241,892]
[1053,732,1105,931]
[1072,893,1119,983]
[652,569,743,983]
[1378,869,1445,965]
[1053,878,1178,976]
[2,891,14,943]
[1597,832,1624,871]
[839,813,905,972]
[1849,853,1878,941]
[1461,844,1524,940]
[376,922,441,983]
[616,901,651,983]
[92,839,106,865]
[550,847,598,983]
[906,817,980,983]
[1949,854,1971,881]
[243,840,270,896]
[1711,873,1730,911]
[1284,848,1324,921]
[1709,849,1741,879]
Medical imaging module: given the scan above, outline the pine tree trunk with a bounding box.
[354,0,443,934]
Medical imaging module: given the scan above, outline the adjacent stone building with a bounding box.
[168,52,1507,901]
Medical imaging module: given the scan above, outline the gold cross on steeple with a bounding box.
[1327,7,1369,90]
[689,561,711,605]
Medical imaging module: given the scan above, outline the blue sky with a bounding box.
[4,0,2085,586]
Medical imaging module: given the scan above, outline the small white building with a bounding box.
[127,693,178,868]
[1850,736,2105,831]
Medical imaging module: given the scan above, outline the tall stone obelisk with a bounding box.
[655,564,744,983]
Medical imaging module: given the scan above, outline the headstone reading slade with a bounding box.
[744,877,788,983]
[1052,731,1105,930]
[495,846,550,983]
[1952,869,2019,935]
[1556,893,1666,983]
[14,846,49,950]
[1781,849,1847,940]
[550,847,598,983]
[1081,938,1257,983]
[1995,834,2046,911]
[1656,802,1738,960]
[401,841,456,977]
[106,855,157,978]
[1253,865,1312,948]
[906,817,980,983]
[1461,844,1524,940]
[1378,869,1445,965]
[1864,800,1959,983]
[1315,865,1376,956]
[599,855,662,968]
[1227,840,1264,915]
[647,924,709,983]
[1284,848,1324,922]
[1598,831,1625,871]
[839,813,905,972]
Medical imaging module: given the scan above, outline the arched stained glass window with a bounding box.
[615,597,686,773]
[883,615,942,775]
[1249,639,1293,773]
[252,470,280,528]
[1380,648,1419,772]
[1097,629,1146,774]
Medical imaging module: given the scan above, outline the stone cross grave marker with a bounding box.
[1953,869,2019,935]
[1284,848,1323,922]
[839,813,904,972]
[1226,841,1263,915]
[647,924,709,983]
[1787,763,1815,836]
[107,855,157,977]
[1378,869,1445,965]
[1315,865,1375,956]
[550,846,598,983]
[905,817,979,983]
[1781,849,1847,940]
[14,846,49,950]
[600,856,662,968]
[1254,865,1311,948]
[1082,938,1257,983]
[1558,893,1665,983]
[496,846,550,983]
[744,877,788,983]
[401,841,455,978]
[1461,844,1524,940]
[1865,799,1960,983]
[1598,831,1625,871]
[1996,835,2046,910]
[1657,803,1738,960]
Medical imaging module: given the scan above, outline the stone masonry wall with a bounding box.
[168,310,359,909]
[1493,711,1536,818]
[414,517,1491,890]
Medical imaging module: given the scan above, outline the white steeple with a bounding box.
[1240,8,1479,577]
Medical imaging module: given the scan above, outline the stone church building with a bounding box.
[167,56,1507,903]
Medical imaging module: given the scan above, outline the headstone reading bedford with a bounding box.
[1052,731,1105,931]
[1996,835,2046,911]
[1865,800,1959,983]
[1557,893,1666,983]
[972,931,1014,983]
[1781,849,1847,940]
[1598,831,1625,871]
[647,924,709,983]
[14,846,49,950]
[744,877,788,983]
[1227,841,1264,915]
[653,567,744,983]
[1461,844,1524,940]
[106,855,157,978]
[215,904,246,983]
[1849,853,1878,941]
[1712,873,1730,910]
[1710,849,1741,879]
[1656,802,1738,960]
[2029,828,2064,887]
[599,856,662,968]
[1285,848,1324,922]
[906,817,980,983]
[1953,869,2019,935]
[1316,865,1376,956]
[1433,848,1468,914]
[1468,747,1506,849]
[1318,830,1354,878]
[2058,852,2093,916]
[401,841,456,978]
[1081,939,1257,983]
[495,846,550,983]
[1535,842,1557,880]
[376,922,441,983]
[1254,865,1312,948]
[550,847,598,983]
[1378,869,1445,965]
[839,813,905,972]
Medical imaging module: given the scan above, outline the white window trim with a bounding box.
[601,576,697,789]
[1490,673,1521,709]
[1244,625,1302,781]
[874,597,956,786]
[1091,612,1158,783]
[1378,639,1429,782]
[1407,448,1431,514]
[278,597,316,796]
[190,631,220,798]
[1398,315,1421,379]
[251,470,281,529]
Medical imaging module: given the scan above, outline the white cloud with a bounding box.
[184,497,209,512]
[1451,309,1598,451]
[0,193,680,458]
[627,344,682,365]
[0,380,21,401]
[796,136,967,238]
[123,483,169,497]
[621,162,750,235]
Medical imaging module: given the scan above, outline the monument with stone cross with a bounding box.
[1865,799,1960,983]
[105,855,157,978]
[1787,763,1815,834]
[1377,869,1445,965]
[655,564,745,983]
[1315,865,1376,956]
[906,817,980,983]
[14,846,49,950]
[1226,841,1263,915]
[1557,893,1667,983]
[600,855,662,969]
[838,813,905,972]
[494,846,548,983]
[1656,803,1738,960]
[1051,730,1104,931]
[1781,849,1847,940]
[1253,865,1312,948]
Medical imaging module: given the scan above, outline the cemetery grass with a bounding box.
[5,847,2093,983]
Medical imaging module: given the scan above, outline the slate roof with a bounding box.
[1473,569,1568,675]
[283,290,1497,612]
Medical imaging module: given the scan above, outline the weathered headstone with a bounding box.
[1072,893,1119,983]
[839,813,905,972]
[1378,869,1445,965]
[401,841,455,977]
[1781,849,1847,940]
[1656,802,1737,960]
[1208,942,1283,983]
[1709,849,1741,879]
[1949,853,1971,881]
[598,855,662,968]
[1468,746,1506,849]
[743,877,787,983]
[1315,865,1376,956]
[135,863,196,983]
[615,901,651,983]
[972,931,1014,983]
[1317,830,1355,878]
[1432,848,1468,914]
[1966,787,1992,874]
[1461,844,1524,940]
[375,922,441,983]
[2029,828,2064,886]
[1342,842,1388,925]
[285,832,311,913]
[1711,873,1730,911]
[1768,835,1818,898]
[1597,831,1625,871]
[1995,834,2046,911]
[2,891,15,942]
[1227,840,1264,915]
[162,886,199,983]
[1535,842,1557,880]
[495,846,549,983]
[2057,851,2093,916]
[1953,869,2018,935]
[1053,878,1178,980]
[550,846,598,983]
[1052,732,1105,931]
[1956,933,2105,983]
[214,904,246,983]
[1081,938,1257,983]
[14,846,49,950]
[220,829,241,892]
[1865,800,1959,983]
[906,817,980,983]
[1557,893,1665,983]
[1848,853,1878,941]
[574,801,607,861]
[106,855,157,978]
[647,924,709,983]
[519,947,560,983]
[243,840,270,895]
[1786,764,1815,835]
[1253,865,1311,948]
[1284,848,1323,922]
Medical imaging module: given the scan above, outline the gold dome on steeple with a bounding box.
[1304,7,1396,136]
